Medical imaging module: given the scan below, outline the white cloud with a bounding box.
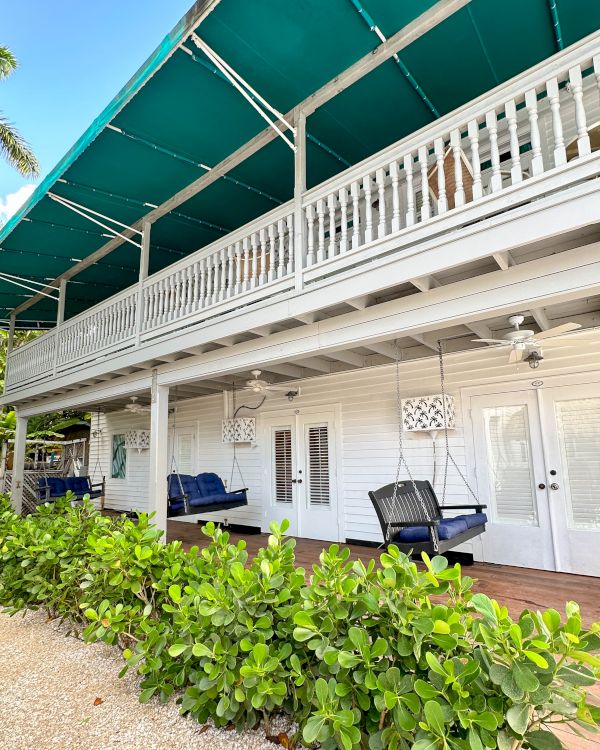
[0,183,36,226]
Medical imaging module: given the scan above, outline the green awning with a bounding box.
[1,0,599,326]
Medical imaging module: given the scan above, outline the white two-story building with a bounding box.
[2,0,600,575]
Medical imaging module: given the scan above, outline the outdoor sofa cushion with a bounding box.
[394,516,469,543]
[455,512,488,529]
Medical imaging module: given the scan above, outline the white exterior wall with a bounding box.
[88,335,600,544]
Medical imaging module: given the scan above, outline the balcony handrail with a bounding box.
[142,198,294,288]
[57,284,138,334]
[301,28,600,206]
[8,328,56,359]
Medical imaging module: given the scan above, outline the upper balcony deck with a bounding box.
[5,33,600,399]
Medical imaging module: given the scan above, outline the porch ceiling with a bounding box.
[2,0,599,327]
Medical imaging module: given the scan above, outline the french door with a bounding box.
[471,383,600,575]
[263,409,339,541]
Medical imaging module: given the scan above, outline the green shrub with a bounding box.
[0,495,598,750]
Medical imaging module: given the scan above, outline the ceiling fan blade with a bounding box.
[508,348,524,364]
[471,338,509,345]
[534,322,581,340]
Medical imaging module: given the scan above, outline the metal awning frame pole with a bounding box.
[191,34,296,151]
[0,272,59,300]
[48,193,142,249]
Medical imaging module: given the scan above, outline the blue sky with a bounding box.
[0,0,192,222]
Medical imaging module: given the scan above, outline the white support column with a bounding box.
[294,110,307,291]
[148,370,169,538]
[136,221,151,344]
[7,313,16,355]
[11,413,28,514]
[53,279,67,375]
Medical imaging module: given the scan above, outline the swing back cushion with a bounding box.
[167,473,248,511]
[37,476,103,501]
[368,479,487,547]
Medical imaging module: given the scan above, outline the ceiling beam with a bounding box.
[530,307,551,330]
[492,250,516,271]
[326,350,366,368]
[410,275,440,292]
[259,363,304,379]
[466,320,494,341]
[11,0,469,318]
[364,342,398,359]
[410,332,439,351]
[346,295,373,310]
[293,356,332,373]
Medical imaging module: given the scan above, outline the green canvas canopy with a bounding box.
[1,0,599,327]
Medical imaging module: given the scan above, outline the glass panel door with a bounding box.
[471,391,555,570]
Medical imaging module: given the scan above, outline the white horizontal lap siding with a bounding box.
[171,394,264,527]
[88,411,151,513]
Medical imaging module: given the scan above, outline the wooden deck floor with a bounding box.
[168,521,600,626]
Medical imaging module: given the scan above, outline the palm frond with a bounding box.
[0,114,40,177]
[0,46,17,80]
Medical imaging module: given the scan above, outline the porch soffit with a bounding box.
[1,0,599,327]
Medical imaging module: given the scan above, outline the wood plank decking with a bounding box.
[167,521,600,625]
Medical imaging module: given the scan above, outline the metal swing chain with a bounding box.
[437,339,479,503]
[170,386,189,513]
[391,340,439,552]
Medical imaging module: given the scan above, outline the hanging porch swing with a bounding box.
[166,387,249,518]
[369,340,487,555]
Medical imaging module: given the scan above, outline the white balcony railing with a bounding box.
[5,33,600,392]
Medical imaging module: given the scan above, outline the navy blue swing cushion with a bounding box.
[167,472,248,516]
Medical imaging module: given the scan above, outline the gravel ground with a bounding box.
[0,610,296,750]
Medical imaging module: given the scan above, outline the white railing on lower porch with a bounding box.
[301,33,600,280]
[4,33,600,392]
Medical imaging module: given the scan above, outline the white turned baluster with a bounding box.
[363,175,373,242]
[376,168,387,237]
[199,258,207,308]
[219,247,227,300]
[525,89,544,176]
[467,120,483,200]
[594,54,600,102]
[205,256,214,304]
[546,77,566,167]
[242,237,250,290]
[259,228,267,285]
[434,137,447,214]
[569,65,591,158]
[350,181,361,248]
[505,99,522,184]
[185,265,193,314]
[327,193,337,258]
[169,275,177,320]
[234,241,243,293]
[306,204,315,266]
[418,146,430,221]
[267,224,276,282]
[277,219,286,277]
[174,271,182,317]
[316,198,326,262]
[389,161,401,231]
[485,110,503,192]
[227,245,235,297]
[249,232,258,288]
[403,153,416,225]
[149,283,157,325]
[192,261,200,310]
[339,187,348,252]
[157,279,164,324]
[449,129,465,207]
[286,214,294,275]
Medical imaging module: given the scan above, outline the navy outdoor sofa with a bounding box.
[37,475,105,504]
[368,479,487,555]
[167,472,248,517]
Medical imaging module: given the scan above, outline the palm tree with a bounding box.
[0,46,39,177]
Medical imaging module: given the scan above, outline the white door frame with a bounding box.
[260,403,343,541]
[462,370,600,571]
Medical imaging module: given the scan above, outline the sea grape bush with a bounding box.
[0,495,598,750]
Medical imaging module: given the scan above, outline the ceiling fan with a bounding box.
[471,314,584,363]
[244,370,300,399]
[123,396,151,414]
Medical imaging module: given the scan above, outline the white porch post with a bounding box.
[294,109,307,291]
[7,312,16,355]
[53,279,67,375]
[11,412,28,514]
[136,221,151,345]
[148,370,169,537]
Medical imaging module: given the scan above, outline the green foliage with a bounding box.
[0,498,598,749]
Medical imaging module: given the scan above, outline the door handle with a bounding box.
[550,483,559,490]
[291,479,297,483]
[538,483,546,490]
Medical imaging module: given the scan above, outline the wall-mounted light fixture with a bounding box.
[524,350,544,369]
